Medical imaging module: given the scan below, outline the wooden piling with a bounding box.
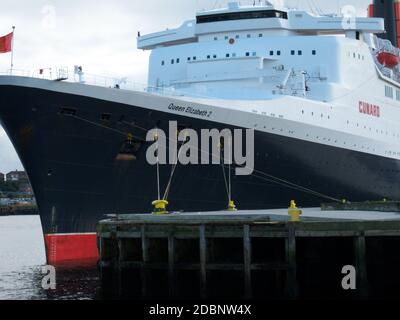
[199,225,207,299]
[243,224,252,299]
[97,212,400,299]
[141,225,149,298]
[285,224,297,299]
[354,232,368,298]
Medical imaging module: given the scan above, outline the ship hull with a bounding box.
[1,80,400,265]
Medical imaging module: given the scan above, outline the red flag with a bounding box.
[0,32,13,53]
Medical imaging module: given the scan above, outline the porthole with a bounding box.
[101,113,112,121]
[59,107,77,116]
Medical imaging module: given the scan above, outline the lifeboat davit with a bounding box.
[377,52,400,69]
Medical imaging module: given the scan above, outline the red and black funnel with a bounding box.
[369,0,400,48]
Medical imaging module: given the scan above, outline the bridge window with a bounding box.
[235,35,240,39]
[196,10,288,24]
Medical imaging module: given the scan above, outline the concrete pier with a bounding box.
[97,208,400,299]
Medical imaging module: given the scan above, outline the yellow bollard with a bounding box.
[228,200,237,212]
[288,200,302,222]
[152,199,169,215]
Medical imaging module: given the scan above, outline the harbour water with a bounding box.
[0,216,99,300]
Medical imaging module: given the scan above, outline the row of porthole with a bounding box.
[161,48,317,65]
[348,52,365,61]
[301,109,400,139]
[66,107,400,160]
[252,111,400,155]
[301,110,331,119]
[256,121,381,153]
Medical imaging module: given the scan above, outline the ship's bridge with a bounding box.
[137,1,385,50]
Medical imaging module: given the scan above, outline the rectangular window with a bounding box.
[312,50,316,55]
[385,85,394,99]
[196,10,288,24]
[246,52,250,57]
[207,55,211,59]
[161,61,165,66]
[177,58,180,63]
[277,50,281,55]
[193,56,197,60]
[213,54,217,59]
[171,59,174,64]
[270,51,274,56]
[259,34,263,37]
[291,50,295,55]
[226,53,230,58]
[298,50,302,55]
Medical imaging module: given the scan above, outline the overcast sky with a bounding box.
[0,0,371,173]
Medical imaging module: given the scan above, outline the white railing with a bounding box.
[0,66,218,100]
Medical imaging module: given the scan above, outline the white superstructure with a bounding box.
[135,1,400,161]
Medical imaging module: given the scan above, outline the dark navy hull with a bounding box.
[1,84,399,238]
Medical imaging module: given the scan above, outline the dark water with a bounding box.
[0,216,100,300]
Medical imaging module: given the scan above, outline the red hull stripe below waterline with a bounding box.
[44,233,99,266]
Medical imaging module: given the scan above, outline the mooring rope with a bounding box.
[69,114,342,203]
